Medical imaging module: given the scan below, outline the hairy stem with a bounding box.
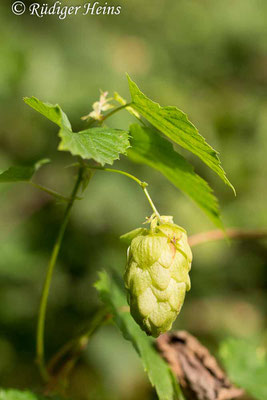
[36,166,84,381]
[87,165,160,217]
[188,228,267,247]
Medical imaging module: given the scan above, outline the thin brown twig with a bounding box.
[188,228,267,247]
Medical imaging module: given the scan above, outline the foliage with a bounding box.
[10,76,222,398]
[127,75,235,194]
[22,76,234,227]
[219,338,267,400]
[0,159,49,182]
[95,271,183,400]
[24,97,130,165]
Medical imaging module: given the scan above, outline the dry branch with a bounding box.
[157,331,244,400]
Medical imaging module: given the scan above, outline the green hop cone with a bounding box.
[122,216,192,337]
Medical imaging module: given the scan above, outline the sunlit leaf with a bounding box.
[24,97,130,165]
[58,126,130,165]
[127,75,235,194]
[24,97,71,129]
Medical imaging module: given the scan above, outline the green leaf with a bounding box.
[128,124,222,228]
[219,338,267,400]
[0,159,50,183]
[58,126,130,165]
[95,271,183,400]
[0,388,61,400]
[24,97,130,165]
[127,75,235,194]
[24,97,72,129]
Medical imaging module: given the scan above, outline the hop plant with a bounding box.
[123,215,192,337]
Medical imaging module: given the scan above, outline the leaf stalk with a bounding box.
[86,103,132,127]
[101,103,132,122]
[87,165,160,217]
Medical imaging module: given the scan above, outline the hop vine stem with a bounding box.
[36,166,85,381]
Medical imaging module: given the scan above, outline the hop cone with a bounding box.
[124,216,192,337]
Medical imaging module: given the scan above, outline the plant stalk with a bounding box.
[86,103,131,127]
[36,166,84,381]
[101,103,131,122]
[142,186,160,218]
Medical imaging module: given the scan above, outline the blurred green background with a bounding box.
[0,0,266,398]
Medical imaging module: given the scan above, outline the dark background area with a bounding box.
[0,0,266,399]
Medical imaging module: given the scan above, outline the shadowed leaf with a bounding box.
[219,338,267,400]
[128,124,222,228]
[0,159,49,183]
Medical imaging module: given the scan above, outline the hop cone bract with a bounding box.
[124,217,192,337]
